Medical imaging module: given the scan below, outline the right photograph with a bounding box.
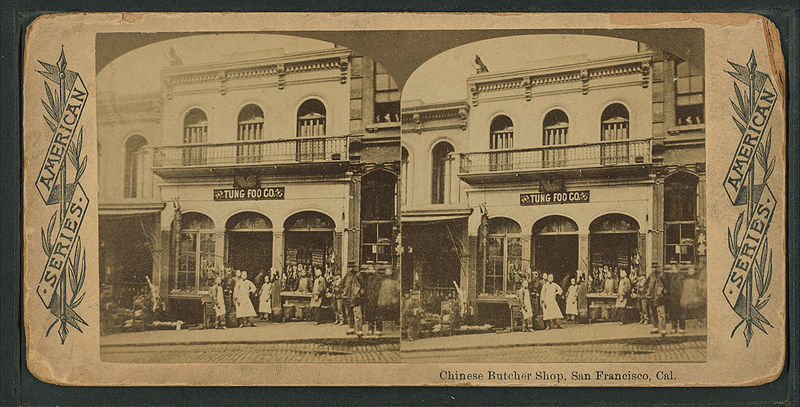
[399,32,707,363]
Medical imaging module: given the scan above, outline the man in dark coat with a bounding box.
[647,267,667,336]
[342,263,364,337]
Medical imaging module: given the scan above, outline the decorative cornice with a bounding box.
[401,101,470,133]
[466,52,653,102]
[162,48,352,98]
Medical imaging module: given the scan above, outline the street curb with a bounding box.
[401,333,707,354]
[100,335,401,349]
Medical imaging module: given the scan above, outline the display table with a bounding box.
[280,291,311,320]
[586,293,639,322]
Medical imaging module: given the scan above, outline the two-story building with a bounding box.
[98,44,401,320]
[401,43,705,326]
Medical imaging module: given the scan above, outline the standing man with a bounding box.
[540,274,563,329]
[616,269,632,325]
[210,276,226,329]
[342,262,364,337]
[648,266,667,336]
[517,279,534,332]
[234,270,257,327]
[311,267,327,325]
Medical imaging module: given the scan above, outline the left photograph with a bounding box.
[96,33,401,363]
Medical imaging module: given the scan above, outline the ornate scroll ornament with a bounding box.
[35,48,90,343]
[723,51,777,346]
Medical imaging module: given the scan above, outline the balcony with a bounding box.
[458,139,652,184]
[152,135,350,178]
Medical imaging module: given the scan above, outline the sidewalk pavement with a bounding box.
[402,321,706,353]
[100,321,399,347]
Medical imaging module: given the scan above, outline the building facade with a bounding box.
[401,45,706,325]
[98,46,401,317]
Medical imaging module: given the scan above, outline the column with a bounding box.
[341,229,349,276]
[578,233,589,276]
[214,229,225,270]
[638,233,647,277]
[652,178,664,275]
[160,230,172,302]
[272,231,284,272]
[334,231,343,275]
[520,236,532,274]
[467,234,479,309]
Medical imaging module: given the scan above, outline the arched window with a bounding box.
[361,170,397,265]
[238,104,264,141]
[665,172,698,265]
[177,212,215,292]
[490,115,514,149]
[489,115,513,171]
[600,104,630,165]
[237,104,265,163]
[124,135,147,198]
[183,108,208,165]
[297,99,326,138]
[601,103,630,141]
[543,109,569,145]
[543,110,569,168]
[401,147,409,205]
[431,142,454,204]
[483,217,522,296]
[296,99,327,161]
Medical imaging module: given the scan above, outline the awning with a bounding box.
[99,202,166,217]
[401,207,472,224]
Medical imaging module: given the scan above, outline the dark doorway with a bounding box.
[534,234,578,287]
[227,232,272,278]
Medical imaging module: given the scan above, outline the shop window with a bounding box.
[296,99,326,161]
[183,108,208,166]
[283,211,335,276]
[431,142,454,204]
[237,104,264,163]
[664,172,698,265]
[374,63,400,123]
[600,104,630,165]
[361,170,397,265]
[589,214,640,293]
[176,212,215,293]
[483,217,522,296]
[123,135,147,198]
[675,60,704,126]
[543,110,569,168]
[489,115,513,171]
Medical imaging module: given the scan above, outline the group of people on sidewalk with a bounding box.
[206,263,399,337]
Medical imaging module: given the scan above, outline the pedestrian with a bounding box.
[665,264,686,334]
[297,267,312,293]
[638,272,650,324]
[234,270,257,327]
[270,269,283,322]
[210,276,226,329]
[311,267,327,325]
[402,291,422,341]
[342,263,364,337]
[540,273,563,329]
[565,277,578,322]
[258,272,272,321]
[517,279,533,332]
[616,269,632,325]
[332,274,343,324]
[377,268,400,335]
[364,271,381,335]
[648,266,667,336]
[576,274,589,323]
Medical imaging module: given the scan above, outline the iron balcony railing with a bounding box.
[152,135,349,168]
[458,138,652,174]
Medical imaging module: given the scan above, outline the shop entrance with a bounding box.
[283,211,335,275]
[226,212,273,279]
[532,215,579,289]
[589,214,640,292]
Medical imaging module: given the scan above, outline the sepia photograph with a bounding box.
[399,31,708,363]
[96,33,401,363]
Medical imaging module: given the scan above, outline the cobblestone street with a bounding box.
[403,336,705,363]
[101,339,400,363]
